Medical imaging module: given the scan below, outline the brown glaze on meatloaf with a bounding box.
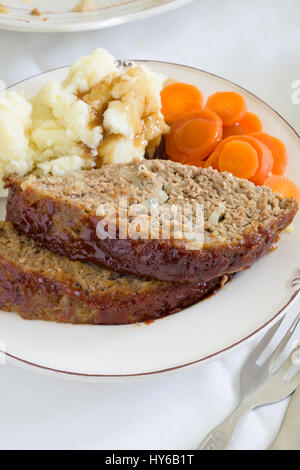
[5,160,298,282]
[0,222,229,325]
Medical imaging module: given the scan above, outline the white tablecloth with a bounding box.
[0,0,299,450]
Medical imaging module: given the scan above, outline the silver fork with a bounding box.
[198,310,300,450]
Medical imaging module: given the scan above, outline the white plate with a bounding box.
[0,0,194,32]
[1,61,300,382]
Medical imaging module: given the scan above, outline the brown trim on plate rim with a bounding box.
[0,0,138,15]
[3,61,300,379]
[0,0,196,32]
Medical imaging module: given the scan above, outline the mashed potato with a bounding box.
[31,80,102,161]
[0,91,33,195]
[0,48,168,194]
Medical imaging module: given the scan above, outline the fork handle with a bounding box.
[197,399,253,450]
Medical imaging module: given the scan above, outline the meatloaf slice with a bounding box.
[5,159,298,282]
[0,222,228,325]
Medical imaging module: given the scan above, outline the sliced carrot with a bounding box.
[174,110,222,159]
[171,108,222,133]
[165,133,208,167]
[180,155,209,168]
[206,91,247,127]
[207,135,273,185]
[165,127,208,166]
[218,141,259,179]
[249,132,288,176]
[165,109,222,165]
[165,132,187,163]
[161,82,204,124]
[264,175,300,202]
[250,140,273,185]
[204,151,220,170]
[189,159,208,168]
[223,112,262,138]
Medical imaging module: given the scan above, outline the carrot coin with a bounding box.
[249,132,288,176]
[173,109,222,159]
[165,109,222,165]
[264,175,300,202]
[218,141,259,179]
[207,135,273,184]
[223,112,262,138]
[206,91,247,126]
[204,151,220,170]
[161,82,204,124]
[165,132,187,163]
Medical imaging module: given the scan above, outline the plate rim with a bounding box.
[0,0,195,33]
[2,281,300,380]
[2,60,300,381]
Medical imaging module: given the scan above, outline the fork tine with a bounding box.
[277,351,295,377]
[269,311,300,372]
[245,311,300,371]
[246,316,285,366]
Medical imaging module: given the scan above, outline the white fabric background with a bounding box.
[0,0,299,450]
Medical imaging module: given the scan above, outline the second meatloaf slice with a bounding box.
[5,159,298,282]
[0,222,227,325]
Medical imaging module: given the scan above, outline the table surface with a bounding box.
[0,0,299,450]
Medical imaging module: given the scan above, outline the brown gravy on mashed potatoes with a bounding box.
[0,48,168,195]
